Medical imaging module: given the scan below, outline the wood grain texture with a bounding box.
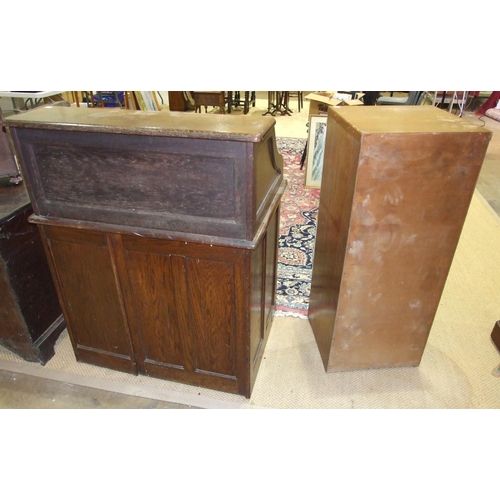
[167,92,190,112]
[8,109,283,242]
[120,235,251,395]
[309,106,492,372]
[37,221,279,397]
[249,206,279,391]
[42,226,137,373]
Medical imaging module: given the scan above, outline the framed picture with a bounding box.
[134,91,160,111]
[305,115,328,188]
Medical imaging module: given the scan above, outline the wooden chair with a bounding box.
[72,91,95,107]
[377,91,423,106]
[226,91,256,114]
[288,91,304,112]
[193,91,226,114]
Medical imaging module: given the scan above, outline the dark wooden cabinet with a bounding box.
[7,107,285,397]
[0,183,65,364]
[309,106,492,372]
[167,91,191,111]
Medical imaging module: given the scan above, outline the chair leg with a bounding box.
[300,141,307,169]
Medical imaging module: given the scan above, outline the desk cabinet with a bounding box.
[7,107,285,397]
[0,183,65,364]
[309,106,491,372]
[39,211,278,395]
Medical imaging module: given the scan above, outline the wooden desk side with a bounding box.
[0,184,65,364]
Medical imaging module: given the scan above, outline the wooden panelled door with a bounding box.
[116,235,248,395]
[39,220,280,397]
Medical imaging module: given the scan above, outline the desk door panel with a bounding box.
[120,236,247,394]
[42,226,137,373]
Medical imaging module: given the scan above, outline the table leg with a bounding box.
[219,92,226,114]
[262,91,276,116]
[281,91,292,115]
[271,92,292,116]
[244,91,249,114]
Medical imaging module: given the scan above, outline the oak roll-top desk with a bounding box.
[6,106,286,397]
[308,106,492,372]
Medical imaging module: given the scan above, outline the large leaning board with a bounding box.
[308,106,492,372]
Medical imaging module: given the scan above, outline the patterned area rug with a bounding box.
[275,137,321,316]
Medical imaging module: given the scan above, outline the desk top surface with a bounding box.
[5,106,277,143]
[330,105,492,136]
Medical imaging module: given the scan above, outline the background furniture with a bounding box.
[0,91,66,114]
[485,106,500,123]
[226,91,256,114]
[92,91,125,108]
[263,92,292,116]
[308,106,491,372]
[476,91,500,116]
[193,91,226,113]
[167,91,188,111]
[0,109,20,182]
[7,107,286,397]
[429,91,469,116]
[288,91,304,112]
[361,91,380,105]
[376,91,423,105]
[0,181,65,364]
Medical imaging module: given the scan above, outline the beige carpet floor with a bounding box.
[1,191,499,409]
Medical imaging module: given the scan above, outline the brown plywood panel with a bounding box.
[309,106,492,372]
[309,115,361,368]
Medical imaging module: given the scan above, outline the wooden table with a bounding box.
[262,91,292,116]
[0,91,65,113]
